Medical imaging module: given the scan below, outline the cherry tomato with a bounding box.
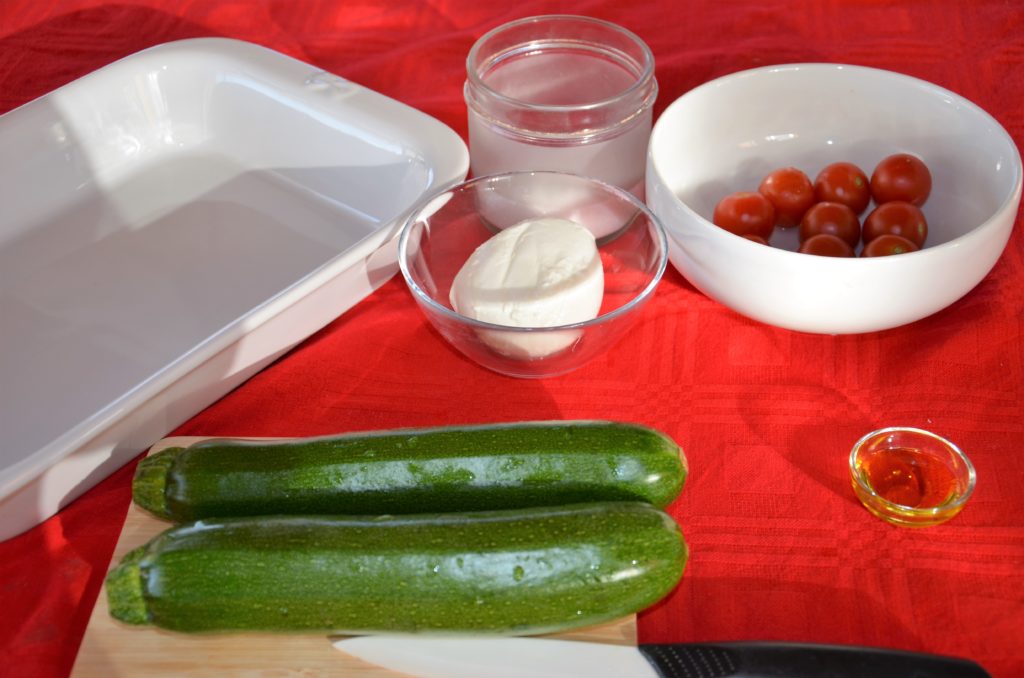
[742,234,770,245]
[862,233,919,257]
[798,234,855,257]
[863,201,928,247]
[798,201,861,248]
[713,191,776,239]
[871,153,932,206]
[758,167,815,227]
[814,162,871,214]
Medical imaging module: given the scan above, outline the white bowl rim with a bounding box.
[397,170,670,333]
[648,62,1024,264]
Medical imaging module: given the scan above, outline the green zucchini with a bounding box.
[106,501,687,634]
[134,421,686,522]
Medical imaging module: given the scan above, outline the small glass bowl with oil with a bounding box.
[849,427,976,527]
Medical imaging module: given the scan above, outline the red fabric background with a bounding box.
[2,1,1023,676]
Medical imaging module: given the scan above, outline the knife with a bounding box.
[333,636,991,678]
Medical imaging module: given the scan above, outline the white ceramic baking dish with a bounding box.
[0,38,469,541]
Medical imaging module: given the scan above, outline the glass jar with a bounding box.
[464,15,658,198]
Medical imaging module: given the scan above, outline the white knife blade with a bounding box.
[333,636,659,678]
[334,636,993,678]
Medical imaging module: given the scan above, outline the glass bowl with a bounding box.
[849,427,976,527]
[397,171,668,378]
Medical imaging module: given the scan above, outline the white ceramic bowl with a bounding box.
[646,63,1022,334]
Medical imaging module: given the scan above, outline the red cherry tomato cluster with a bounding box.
[712,153,932,257]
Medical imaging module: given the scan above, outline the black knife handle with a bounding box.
[638,642,991,678]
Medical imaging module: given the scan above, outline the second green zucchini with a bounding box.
[107,501,687,634]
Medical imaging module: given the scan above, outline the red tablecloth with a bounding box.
[2,1,1022,676]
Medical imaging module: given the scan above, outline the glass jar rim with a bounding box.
[465,14,656,114]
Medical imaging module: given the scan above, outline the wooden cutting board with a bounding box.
[71,436,638,677]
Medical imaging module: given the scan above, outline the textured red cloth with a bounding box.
[2,1,1023,676]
